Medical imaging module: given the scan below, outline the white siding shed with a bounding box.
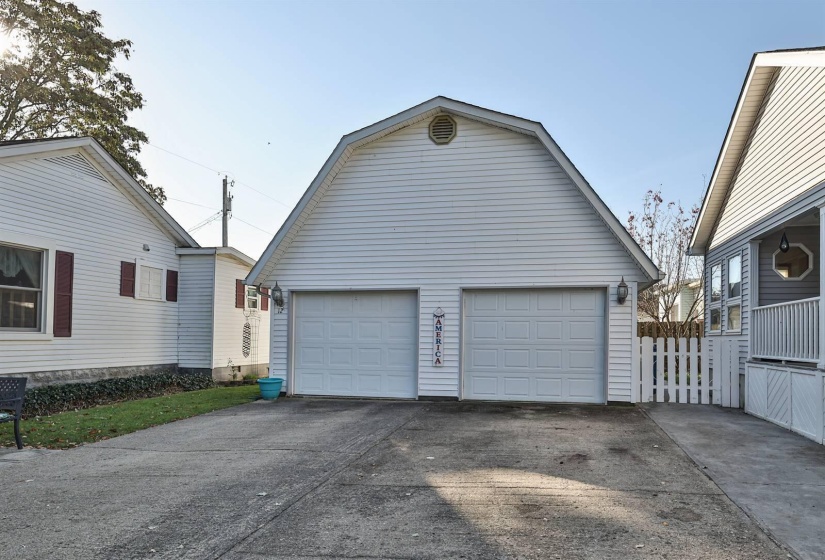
[250,98,659,403]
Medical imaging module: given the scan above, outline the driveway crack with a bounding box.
[213,404,425,559]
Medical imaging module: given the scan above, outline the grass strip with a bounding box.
[0,385,260,449]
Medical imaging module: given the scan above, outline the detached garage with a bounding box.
[247,97,660,403]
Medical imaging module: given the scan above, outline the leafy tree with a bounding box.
[0,0,164,203]
[627,190,703,338]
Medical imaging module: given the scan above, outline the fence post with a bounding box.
[689,337,699,404]
[632,336,640,403]
[667,337,676,403]
[712,339,722,405]
[656,337,665,402]
[678,337,687,403]
[642,337,653,402]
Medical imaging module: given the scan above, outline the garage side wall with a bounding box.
[265,116,649,401]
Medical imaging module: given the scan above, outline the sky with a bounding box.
[73,0,825,260]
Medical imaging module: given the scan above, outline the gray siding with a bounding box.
[178,254,215,369]
[759,227,819,306]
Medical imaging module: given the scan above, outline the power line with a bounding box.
[167,197,220,211]
[233,216,274,235]
[146,142,292,209]
[187,211,223,233]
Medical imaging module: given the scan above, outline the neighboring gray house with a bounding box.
[0,138,268,386]
[247,97,660,404]
[690,47,825,444]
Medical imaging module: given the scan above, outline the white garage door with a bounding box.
[294,291,418,398]
[463,289,605,403]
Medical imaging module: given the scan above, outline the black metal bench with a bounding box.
[0,377,26,449]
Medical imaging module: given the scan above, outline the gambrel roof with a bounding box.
[247,96,660,286]
[0,137,198,248]
[689,47,825,255]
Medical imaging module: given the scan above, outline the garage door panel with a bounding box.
[329,321,353,339]
[463,289,605,403]
[536,377,563,397]
[295,292,418,398]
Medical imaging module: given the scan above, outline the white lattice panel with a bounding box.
[746,365,768,418]
[791,372,820,440]
[766,368,790,427]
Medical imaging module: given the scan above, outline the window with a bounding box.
[710,264,722,303]
[728,255,741,298]
[0,243,43,330]
[726,254,742,332]
[246,286,259,309]
[773,244,814,280]
[708,262,722,332]
[138,265,163,300]
[710,308,722,332]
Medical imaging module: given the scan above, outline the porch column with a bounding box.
[749,240,761,360]
[819,205,825,369]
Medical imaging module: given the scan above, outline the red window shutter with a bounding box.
[235,279,244,308]
[166,270,178,302]
[260,287,269,311]
[54,251,74,337]
[120,261,135,297]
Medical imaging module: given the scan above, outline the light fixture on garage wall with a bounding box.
[272,282,285,313]
[617,277,629,305]
[779,232,790,253]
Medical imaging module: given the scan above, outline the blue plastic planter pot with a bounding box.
[257,378,284,400]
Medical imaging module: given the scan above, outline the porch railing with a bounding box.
[751,297,820,363]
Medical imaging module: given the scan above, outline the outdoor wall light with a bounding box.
[142,244,150,252]
[272,282,285,312]
[617,277,629,305]
[779,232,790,253]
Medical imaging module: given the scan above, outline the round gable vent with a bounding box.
[429,115,457,144]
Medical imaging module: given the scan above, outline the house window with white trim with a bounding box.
[0,243,43,330]
[139,265,163,300]
[727,254,741,332]
[246,286,259,310]
[709,262,722,332]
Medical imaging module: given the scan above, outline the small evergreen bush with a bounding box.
[22,371,214,418]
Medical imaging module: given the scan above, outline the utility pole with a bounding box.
[222,175,232,247]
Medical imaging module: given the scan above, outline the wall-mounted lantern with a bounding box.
[779,231,790,253]
[617,277,629,305]
[272,282,285,312]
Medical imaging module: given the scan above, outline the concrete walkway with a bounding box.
[1,399,785,559]
[645,403,825,560]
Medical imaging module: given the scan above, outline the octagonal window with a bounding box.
[773,243,814,280]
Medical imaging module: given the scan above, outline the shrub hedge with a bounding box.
[22,371,214,418]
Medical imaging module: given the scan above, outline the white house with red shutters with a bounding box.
[0,137,268,386]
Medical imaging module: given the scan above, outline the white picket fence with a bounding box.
[634,336,740,408]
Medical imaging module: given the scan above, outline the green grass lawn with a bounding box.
[0,385,260,449]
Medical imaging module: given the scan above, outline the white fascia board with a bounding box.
[247,96,660,285]
[178,246,256,268]
[754,50,825,68]
[690,55,759,255]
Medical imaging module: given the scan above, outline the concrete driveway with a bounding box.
[0,399,785,559]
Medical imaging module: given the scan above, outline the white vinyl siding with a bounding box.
[177,254,216,369]
[712,66,825,248]
[212,256,270,370]
[0,153,180,374]
[265,117,647,401]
